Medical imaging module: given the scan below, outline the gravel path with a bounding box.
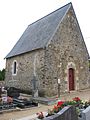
[0,88,90,120]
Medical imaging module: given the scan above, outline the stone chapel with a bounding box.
[5,3,90,96]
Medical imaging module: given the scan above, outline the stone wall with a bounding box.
[0,81,5,86]
[5,49,46,95]
[43,6,90,96]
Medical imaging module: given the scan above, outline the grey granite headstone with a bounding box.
[82,106,90,120]
[43,105,78,120]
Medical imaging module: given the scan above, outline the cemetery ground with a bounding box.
[0,88,90,120]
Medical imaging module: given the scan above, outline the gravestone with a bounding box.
[81,106,90,120]
[43,105,78,120]
[7,87,20,98]
[32,76,38,97]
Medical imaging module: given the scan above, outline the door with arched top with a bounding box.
[68,68,75,91]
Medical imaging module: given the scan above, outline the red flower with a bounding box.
[7,96,13,103]
[53,105,59,113]
[54,105,58,109]
[57,101,64,106]
[72,97,81,102]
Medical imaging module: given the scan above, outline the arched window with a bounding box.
[12,60,17,75]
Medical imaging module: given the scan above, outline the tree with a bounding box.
[0,70,3,80]
[0,69,5,81]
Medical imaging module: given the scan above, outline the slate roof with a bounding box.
[6,3,71,58]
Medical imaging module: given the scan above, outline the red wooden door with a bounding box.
[68,68,75,91]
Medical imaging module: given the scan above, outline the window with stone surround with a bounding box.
[12,60,17,75]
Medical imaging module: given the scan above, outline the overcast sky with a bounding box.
[0,0,90,70]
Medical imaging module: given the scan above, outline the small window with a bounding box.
[14,61,16,74]
[89,57,90,71]
[12,60,17,75]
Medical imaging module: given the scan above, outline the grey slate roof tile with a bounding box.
[6,2,71,58]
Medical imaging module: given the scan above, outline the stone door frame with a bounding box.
[65,62,77,92]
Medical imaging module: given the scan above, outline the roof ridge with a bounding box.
[28,2,72,27]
